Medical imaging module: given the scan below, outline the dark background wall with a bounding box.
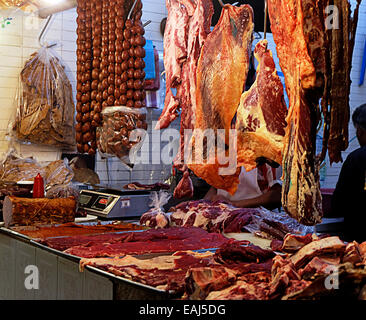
[211,0,271,33]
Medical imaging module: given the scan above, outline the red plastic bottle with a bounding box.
[33,173,44,198]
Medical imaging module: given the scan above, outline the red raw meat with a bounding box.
[279,233,316,253]
[268,0,322,225]
[80,250,217,295]
[289,236,346,269]
[139,209,170,229]
[173,0,214,167]
[214,242,275,265]
[170,200,255,233]
[156,0,193,130]
[236,39,288,171]
[42,227,230,258]
[173,168,194,199]
[188,4,254,195]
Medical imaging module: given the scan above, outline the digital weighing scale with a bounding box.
[78,188,154,220]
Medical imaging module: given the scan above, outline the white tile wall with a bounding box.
[0,1,365,189]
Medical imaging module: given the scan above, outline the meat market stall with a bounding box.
[1,0,366,302]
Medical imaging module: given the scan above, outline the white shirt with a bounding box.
[217,165,282,202]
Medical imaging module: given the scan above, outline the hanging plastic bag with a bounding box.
[12,46,76,149]
[96,106,148,169]
[0,149,74,187]
[139,191,171,229]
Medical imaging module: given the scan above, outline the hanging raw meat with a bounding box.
[268,0,322,225]
[236,39,288,171]
[187,4,254,195]
[173,167,194,199]
[326,0,362,164]
[194,4,254,137]
[155,0,193,130]
[172,0,214,171]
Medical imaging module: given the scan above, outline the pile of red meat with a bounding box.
[79,234,366,299]
[36,223,366,299]
[38,227,231,258]
[140,199,314,240]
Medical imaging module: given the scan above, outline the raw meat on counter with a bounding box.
[39,227,231,258]
[169,200,253,233]
[166,200,314,240]
[139,209,170,229]
[73,224,366,300]
[80,250,217,295]
[187,236,366,300]
[77,230,366,300]
[11,221,146,239]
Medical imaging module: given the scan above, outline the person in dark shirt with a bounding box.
[331,104,366,242]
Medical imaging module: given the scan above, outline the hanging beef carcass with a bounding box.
[160,0,215,199]
[187,4,254,195]
[155,0,194,130]
[236,39,288,171]
[267,0,323,225]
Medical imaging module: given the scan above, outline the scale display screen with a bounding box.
[79,194,92,205]
[92,196,114,210]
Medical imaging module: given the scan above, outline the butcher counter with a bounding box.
[0,218,173,300]
[0,216,344,300]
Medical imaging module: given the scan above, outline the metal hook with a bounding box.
[38,14,57,48]
[128,0,139,20]
[143,20,152,28]
[218,0,225,7]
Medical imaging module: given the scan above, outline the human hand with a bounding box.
[256,157,280,168]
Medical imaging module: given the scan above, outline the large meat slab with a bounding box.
[187,4,254,195]
[236,40,288,171]
[267,0,322,225]
[39,227,230,258]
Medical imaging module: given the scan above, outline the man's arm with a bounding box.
[230,183,282,210]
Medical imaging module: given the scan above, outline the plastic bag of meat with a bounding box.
[0,149,74,187]
[139,191,171,229]
[96,106,148,169]
[46,184,79,201]
[11,46,75,149]
[243,207,315,241]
